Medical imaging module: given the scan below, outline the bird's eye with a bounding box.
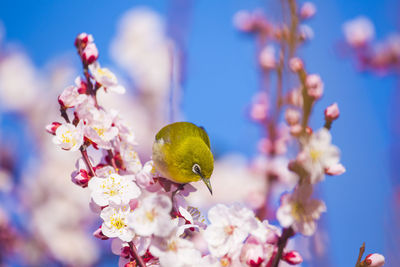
[192,163,201,174]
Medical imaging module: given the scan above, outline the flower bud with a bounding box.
[300,2,316,20]
[283,250,303,265]
[259,45,276,69]
[93,226,109,240]
[285,108,301,126]
[290,124,302,136]
[325,102,340,121]
[306,74,324,100]
[74,33,93,48]
[82,43,99,65]
[233,10,254,32]
[46,122,61,135]
[289,57,304,72]
[364,253,385,267]
[71,169,90,188]
[240,243,265,266]
[325,163,346,176]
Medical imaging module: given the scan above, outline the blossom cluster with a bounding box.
[343,16,400,74]
[47,33,306,267]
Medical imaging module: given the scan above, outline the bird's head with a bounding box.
[176,137,214,194]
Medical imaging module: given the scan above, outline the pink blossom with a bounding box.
[343,16,375,48]
[93,226,109,240]
[75,32,94,48]
[58,84,87,108]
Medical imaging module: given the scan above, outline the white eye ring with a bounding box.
[192,163,201,174]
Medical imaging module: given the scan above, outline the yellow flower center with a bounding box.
[167,241,178,252]
[94,127,105,136]
[110,215,126,230]
[224,225,235,235]
[220,256,231,267]
[146,209,157,222]
[310,149,322,161]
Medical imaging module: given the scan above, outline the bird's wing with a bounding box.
[155,122,211,148]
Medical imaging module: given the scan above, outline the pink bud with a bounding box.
[240,243,264,267]
[74,33,93,48]
[325,163,346,176]
[300,2,316,19]
[233,10,254,32]
[285,108,301,126]
[325,102,340,121]
[306,74,324,100]
[93,226,109,240]
[46,122,61,135]
[71,169,90,187]
[259,46,276,69]
[364,253,385,267]
[289,57,304,72]
[283,251,303,265]
[290,124,302,136]
[82,43,99,64]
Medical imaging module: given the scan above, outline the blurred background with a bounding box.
[0,0,398,266]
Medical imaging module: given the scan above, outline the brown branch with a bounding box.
[129,241,146,267]
[80,146,96,177]
[355,242,366,267]
[272,227,294,267]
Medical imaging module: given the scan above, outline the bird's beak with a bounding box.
[200,174,213,195]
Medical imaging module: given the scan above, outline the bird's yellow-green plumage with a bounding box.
[152,122,214,194]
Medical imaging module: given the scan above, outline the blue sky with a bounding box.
[0,0,398,266]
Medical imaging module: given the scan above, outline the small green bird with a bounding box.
[152,122,214,194]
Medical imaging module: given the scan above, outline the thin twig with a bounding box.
[129,241,146,267]
[272,227,294,267]
[355,242,366,267]
[80,146,96,177]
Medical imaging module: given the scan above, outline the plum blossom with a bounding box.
[71,157,92,187]
[118,140,142,174]
[82,42,99,64]
[88,173,141,206]
[52,120,84,151]
[343,16,375,47]
[89,62,126,94]
[299,128,343,183]
[300,2,316,20]
[79,106,119,149]
[203,204,260,258]
[277,184,326,236]
[128,193,174,237]
[100,204,135,242]
[58,84,87,108]
[324,102,340,121]
[150,230,203,267]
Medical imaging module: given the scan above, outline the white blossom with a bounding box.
[343,16,375,47]
[277,184,326,236]
[128,193,174,237]
[89,62,126,94]
[203,204,259,258]
[100,204,135,242]
[52,121,84,151]
[88,173,141,206]
[299,128,343,183]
